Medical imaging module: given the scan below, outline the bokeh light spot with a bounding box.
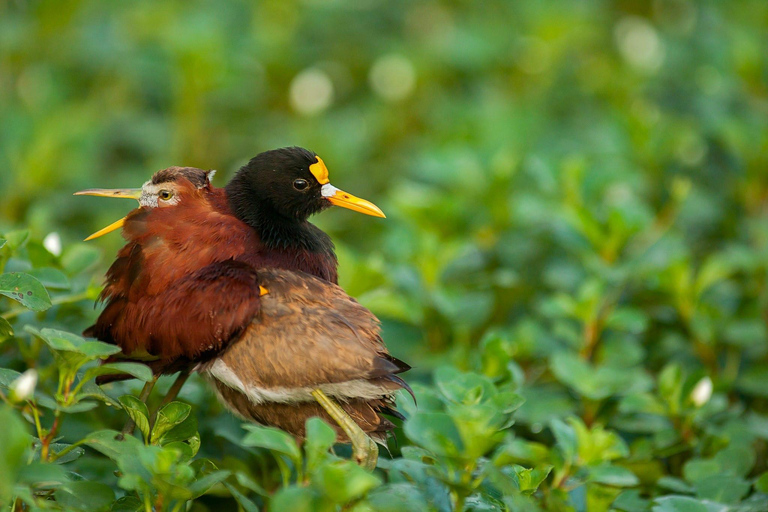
[369,54,416,102]
[289,68,334,116]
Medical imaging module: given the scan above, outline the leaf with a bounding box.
[49,443,85,464]
[367,483,430,512]
[587,465,640,487]
[26,267,71,290]
[0,317,13,341]
[224,482,261,512]
[0,272,52,311]
[17,461,69,486]
[550,418,577,463]
[315,460,381,503]
[82,362,153,383]
[4,230,29,251]
[692,474,750,504]
[27,327,120,358]
[61,244,101,275]
[304,417,337,470]
[110,496,143,512]
[241,424,301,463]
[0,368,22,388]
[54,481,115,511]
[187,469,231,499]
[652,495,728,512]
[76,381,122,408]
[404,411,464,457]
[84,430,143,461]
[119,395,151,442]
[151,401,192,443]
[270,486,316,511]
[158,412,199,446]
[0,406,31,503]
[512,465,553,493]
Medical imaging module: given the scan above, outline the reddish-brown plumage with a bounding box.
[88,173,338,368]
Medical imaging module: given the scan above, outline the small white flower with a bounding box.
[11,369,38,402]
[43,232,62,256]
[690,376,713,407]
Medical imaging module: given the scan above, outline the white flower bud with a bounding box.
[10,369,38,402]
[690,376,713,407]
[43,232,62,256]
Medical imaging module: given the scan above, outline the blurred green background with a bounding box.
[3,0,768,509]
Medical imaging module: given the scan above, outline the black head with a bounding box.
[226,147,331,222]
[225,146,384,250]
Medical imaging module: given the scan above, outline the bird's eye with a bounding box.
[293,179,309,191]
[158,190,174,201]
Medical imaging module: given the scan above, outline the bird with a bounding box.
[76,149,406,467]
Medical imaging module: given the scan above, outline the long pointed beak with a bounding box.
[75,188,142,241]
[74,188,143,200]
[84,217,127,241]
[320,184,385,218]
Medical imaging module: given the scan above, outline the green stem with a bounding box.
[49,437,89,462]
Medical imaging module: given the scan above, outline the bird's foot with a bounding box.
[311,388,379,470]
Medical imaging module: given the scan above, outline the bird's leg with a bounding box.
[311,389,378,470]
[149,370,191,429]
[117,376,158,440]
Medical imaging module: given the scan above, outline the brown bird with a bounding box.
[76,151,406,467]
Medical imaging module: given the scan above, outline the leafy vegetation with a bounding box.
[2,0,768,510]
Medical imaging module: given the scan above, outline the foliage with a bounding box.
[3,0,768,510]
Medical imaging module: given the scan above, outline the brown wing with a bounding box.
[90,259,262,361]
[206,268,410,398]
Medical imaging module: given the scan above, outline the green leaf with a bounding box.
[0,272,52,311]
[404,411,464,457]
[224,482,261,512]
[271,486,316,512]
[151,401,192,443]
[0,317,13,341]
[550,418,577,463]
[315,460,381,503]
[61,244,101,275]
[756,471,768,493]
[4,230,29,251]
[82,362,154,383]
[367,483,430,512]
[54,481,115,511]
[241,424,301,463]
[0,405,31,503]
[435,366,496,405]
[110,496,143,512]
[26,267,71,290]
[119,395,151,442]
[652,495,726,512]
[0,368,22,388]
[512,465,553,493]
[84,430,143,461]
[17,461,69,486]
[692,474,750,504]
[27,327,121,358]
[187,469,231,499]
[158,412,199,447]
[304,417,337,470]
[587,465,640,487]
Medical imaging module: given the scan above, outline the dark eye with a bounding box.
[293,179,309,191]
[159,190,173,201]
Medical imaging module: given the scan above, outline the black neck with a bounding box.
[226,180,332,253]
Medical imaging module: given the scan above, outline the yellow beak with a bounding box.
[321,184,386,218]
[74,188,143,240]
